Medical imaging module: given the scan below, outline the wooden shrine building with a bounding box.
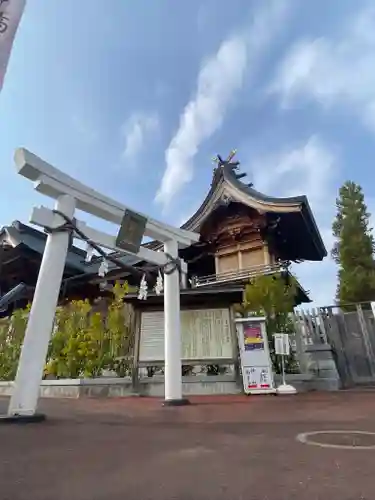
[140,153,327,303]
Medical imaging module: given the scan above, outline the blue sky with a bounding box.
[1,0,375,307]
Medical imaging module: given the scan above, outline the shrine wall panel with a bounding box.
[240,247,265,268]
[217,252,239,273]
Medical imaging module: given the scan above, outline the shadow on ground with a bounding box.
[0,392,374,500]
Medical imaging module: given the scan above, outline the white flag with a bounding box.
[0,0,26,92]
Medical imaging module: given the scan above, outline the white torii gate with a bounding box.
[7,148,199,418]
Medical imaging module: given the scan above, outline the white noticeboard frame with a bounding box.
[139,308,233,362]
[235,317,275,395]
[274,333,290,356]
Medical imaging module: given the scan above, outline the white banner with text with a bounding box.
[0,0,26,91]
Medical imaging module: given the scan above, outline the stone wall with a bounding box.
[0,360,340,399]
[304,343,341,391]
[0,375,243,399]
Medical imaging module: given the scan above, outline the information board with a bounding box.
[235,317,275,394]
[139,308,233,362]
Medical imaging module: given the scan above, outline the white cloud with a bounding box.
[249,136,337,213]
[122,112,159,163]
[155,0,290,210]
[270,5,375,133]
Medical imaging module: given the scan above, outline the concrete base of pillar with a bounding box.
[0,413,46,424]
[162,398,191,407]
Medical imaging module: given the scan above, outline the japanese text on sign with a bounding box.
[244,366,271,389]
[0,1,9,35]
[0,0,27,92]
[0,12,9,34]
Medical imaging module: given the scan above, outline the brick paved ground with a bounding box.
[1,391,375,500]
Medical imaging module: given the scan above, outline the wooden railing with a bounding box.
[192,263,283,287]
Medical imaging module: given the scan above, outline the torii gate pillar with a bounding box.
[8,195,76,418]
[163,239,187,405]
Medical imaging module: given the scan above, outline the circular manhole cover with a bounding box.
[296,431,375,449]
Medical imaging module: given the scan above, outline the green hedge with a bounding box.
[0,282,134,381]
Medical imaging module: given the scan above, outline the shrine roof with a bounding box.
[144,159,326,262]
[181,162,326,261]
[0,220,91,273]
[0,221,146,286]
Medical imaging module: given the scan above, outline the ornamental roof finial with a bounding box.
[212,149,240,171]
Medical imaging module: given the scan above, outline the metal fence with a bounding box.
[295,304,375,388]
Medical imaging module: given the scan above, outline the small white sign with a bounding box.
[274,333,290,356]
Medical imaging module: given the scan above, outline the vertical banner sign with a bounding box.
[0,0,26,91]
[235,317,275,395]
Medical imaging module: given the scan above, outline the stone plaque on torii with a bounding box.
[4,148,199,421]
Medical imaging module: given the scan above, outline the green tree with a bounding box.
[332,181,375,305]
[0,308,29,381]
[240,274,299,374]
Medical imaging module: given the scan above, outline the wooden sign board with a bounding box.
[116,209,147,254]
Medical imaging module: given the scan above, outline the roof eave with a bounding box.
[0,220,93,273]
[223,165,304,212]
